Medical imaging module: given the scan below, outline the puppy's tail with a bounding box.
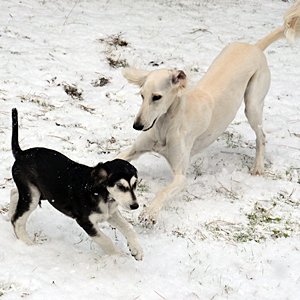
[255,1,300,51]
[11,108,22,158]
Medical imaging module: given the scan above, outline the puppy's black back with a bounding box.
[12,147,95,216]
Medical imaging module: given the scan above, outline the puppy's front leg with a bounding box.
[77,218,125,257]
[108,211,143,261]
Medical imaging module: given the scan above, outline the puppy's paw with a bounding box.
[128,242,143,261]
[111,249,127,258]
[138,207,159,227]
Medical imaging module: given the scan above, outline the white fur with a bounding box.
[88,207,143,259]
[13,185,40,245]
[116,2,300,226]
[107,176,137,210]
[89,209,143,260]
[8,188,18,221]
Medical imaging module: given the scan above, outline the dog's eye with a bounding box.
[141,94,144,100]
[117,184,127,192]
[152,95,162,101]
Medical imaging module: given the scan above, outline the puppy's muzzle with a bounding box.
[130,203,139,210]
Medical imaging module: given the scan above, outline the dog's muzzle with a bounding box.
[133,118,157,132]
[133,122,144,131]
[130,203,139,210]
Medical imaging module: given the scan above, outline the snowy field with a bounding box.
[1,0,300,299]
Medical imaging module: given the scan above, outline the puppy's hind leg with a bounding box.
[11,184,41,245]
[244,64,271,175]
[8,188,19,221]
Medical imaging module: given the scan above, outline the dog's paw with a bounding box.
[250,169,264,176]
[250,165,264,176]
[111,249,127,258]
[138,207,159,227]
[250,160,265,176]
[128,242,143,261]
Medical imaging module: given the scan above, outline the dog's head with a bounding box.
[123,68,187,131]
[91,159,139,210]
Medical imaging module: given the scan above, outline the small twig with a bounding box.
[63,2,77,25]
[194,229,207,240]
[189,268,195,276]
[47,135,73,144]
[221,151,252,159]
[186,190,201,199]
[154,291,166,299]
[218,181,238,200]
[188,28,212,34]
[77,104,95,114]
[289,188,297,199]
[207,220,235,226]
[172,230,185,238]
[279,144,300,151]
[111,116,131,127]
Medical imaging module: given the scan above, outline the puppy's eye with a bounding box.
[141,94,144,100]
[152,95,162,101]
[117,184,127,192]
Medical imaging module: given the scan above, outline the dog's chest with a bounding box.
[92,201,118,223]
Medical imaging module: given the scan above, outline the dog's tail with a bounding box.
[11,108,22,158]
[255,1,300,51]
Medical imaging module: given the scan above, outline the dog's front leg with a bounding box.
[139,140,190,226]
[108,211,143,261]
[116,131,155,161]
[77,218,125,257]
[138,174,187,226]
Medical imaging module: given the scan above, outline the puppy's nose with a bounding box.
[130,203,139,210]
[133,122,144,131]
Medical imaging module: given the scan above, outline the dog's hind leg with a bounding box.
[8,188,19,221]
[244,62,271,175]
[11,184,41,245]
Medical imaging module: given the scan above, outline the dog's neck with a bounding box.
[167,94,185,116]
[155,95,185,133]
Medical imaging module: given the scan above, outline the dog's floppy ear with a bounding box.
[91,163,108,185]
[122,68,150,87]
[172,70,187,96]
[172,70,187,86]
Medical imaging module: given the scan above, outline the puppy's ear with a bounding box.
[91,163,108,185]
[122,68,150,87]
[172,70,187,96]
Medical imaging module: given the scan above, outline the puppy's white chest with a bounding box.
[91,201,118,223]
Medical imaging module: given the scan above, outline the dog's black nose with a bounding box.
[133,122,144,131]
[130,203,139,210]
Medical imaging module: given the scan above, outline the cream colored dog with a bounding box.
[117,2,300,226]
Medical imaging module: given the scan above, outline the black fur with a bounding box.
[10,108,138,240]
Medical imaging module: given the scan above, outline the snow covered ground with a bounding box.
[0,0,300,299]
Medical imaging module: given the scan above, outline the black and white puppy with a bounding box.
[9,108,143,260]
